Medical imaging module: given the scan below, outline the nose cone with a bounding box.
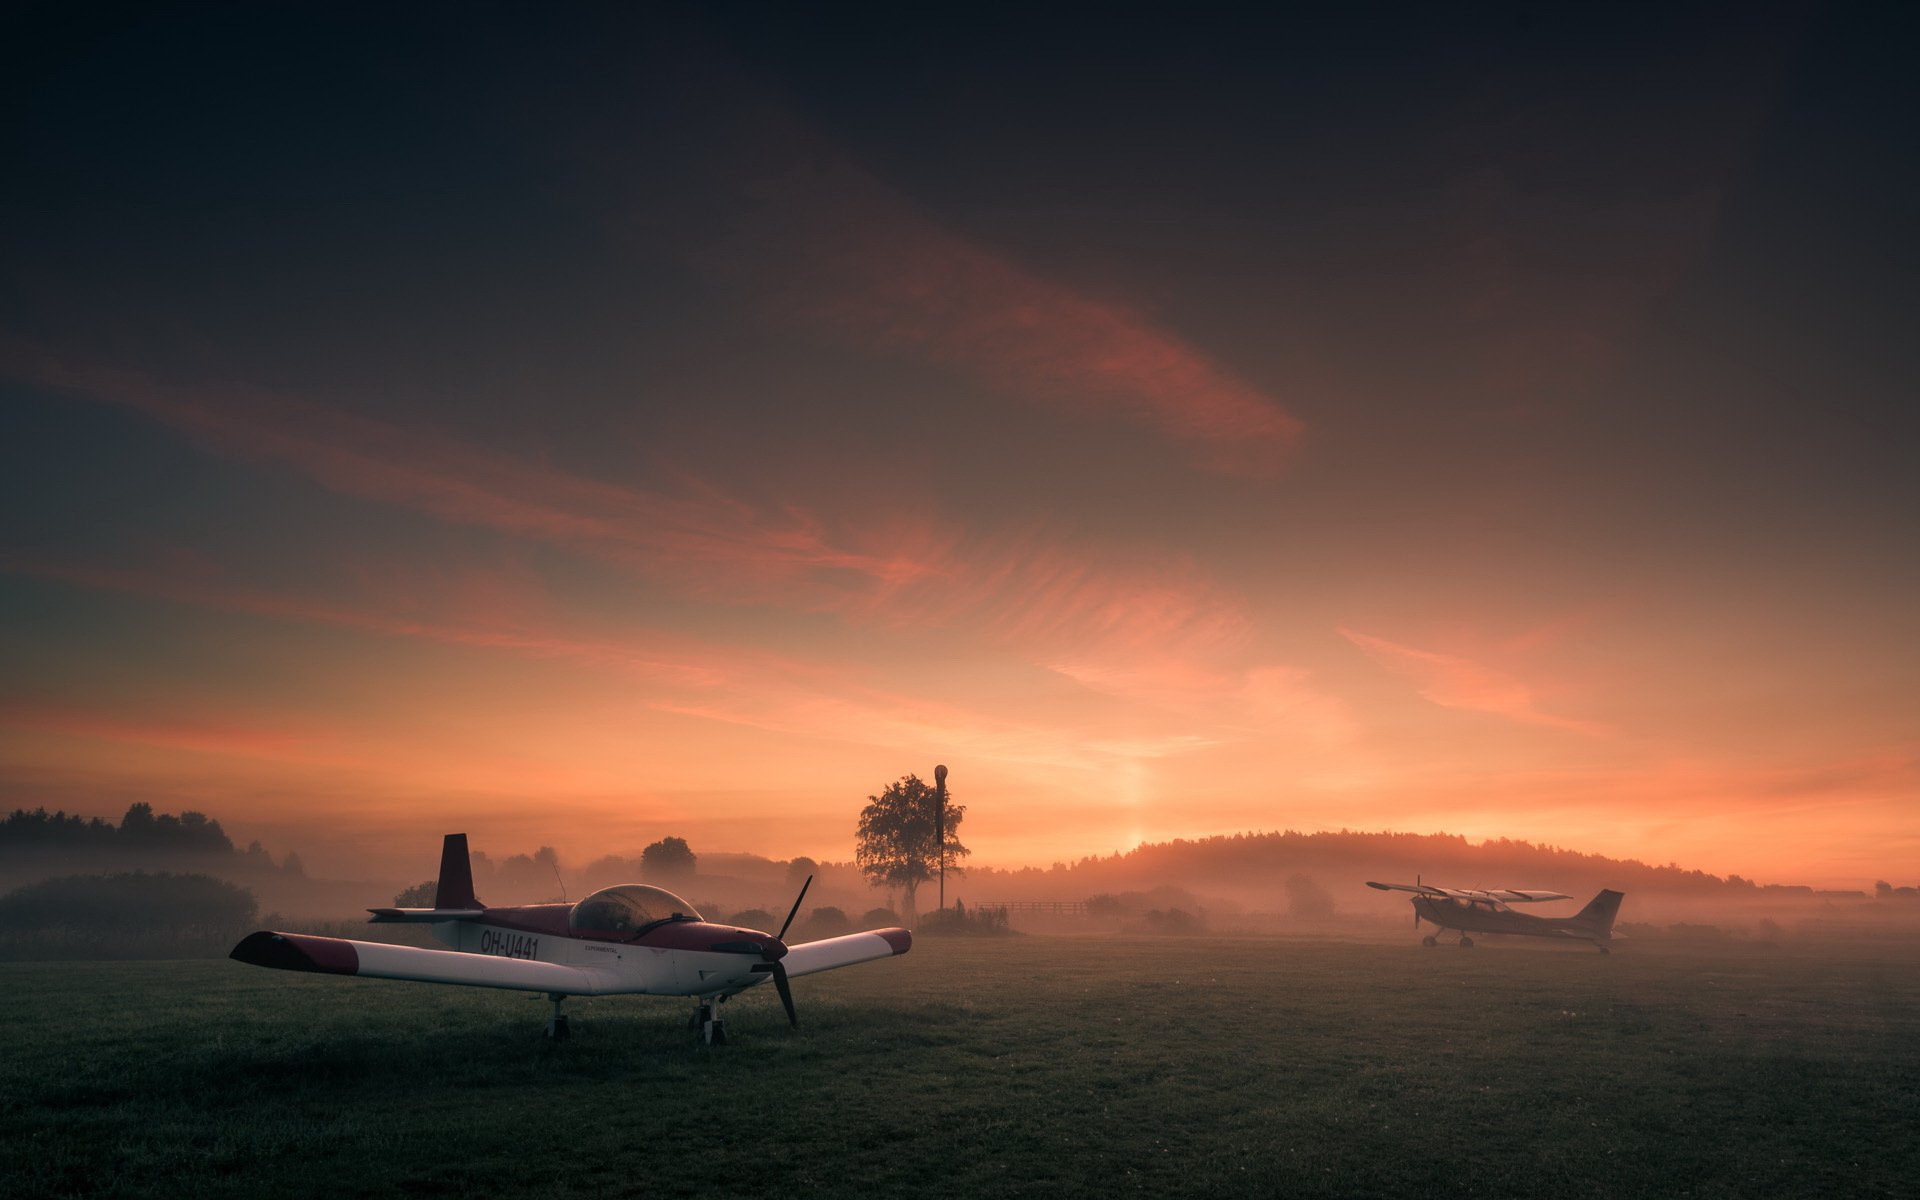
[708,928,788,960]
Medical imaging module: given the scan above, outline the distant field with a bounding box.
[2,935,1915,1199]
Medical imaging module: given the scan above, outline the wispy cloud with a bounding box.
[1337,626,1605,735]
[708,156,1303,477]
[3,555,1252,776]
[4,342,939,602]
[0,704,346,766]
[6,342,1271,677]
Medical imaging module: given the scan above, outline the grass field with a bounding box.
[2,935,1916,1198]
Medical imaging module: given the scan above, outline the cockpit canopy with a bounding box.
[568,885,702,937]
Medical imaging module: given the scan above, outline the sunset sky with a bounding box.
[2,3,1913,887]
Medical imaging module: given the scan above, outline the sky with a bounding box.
[2,2,1914,887]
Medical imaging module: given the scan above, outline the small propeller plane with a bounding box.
[1366,878,1625,952]
[231,834,910,1042]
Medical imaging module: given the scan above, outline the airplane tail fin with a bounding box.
[433,833,481,910]
[1573,889,1624,936]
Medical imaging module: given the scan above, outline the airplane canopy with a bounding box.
[568,885,702,936]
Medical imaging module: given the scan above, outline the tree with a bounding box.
[394,880,437,907]
[642,837,697,882]
[786,856,819,890]
[856,774,967,924]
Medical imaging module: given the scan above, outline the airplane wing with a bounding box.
[365,907,487,923]
[231,931,627,994]
[1366,881,1452,897]
[779,928,912,979]
[1485,889,1573,903]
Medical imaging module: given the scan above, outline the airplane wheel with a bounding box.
[1421,935,1438,947]
[546,1014,570,1041]
[1597,945,1610,955]
[1459,936,1474,949]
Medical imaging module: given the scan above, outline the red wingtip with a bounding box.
[877,928,912,955]
[230,931,360,975]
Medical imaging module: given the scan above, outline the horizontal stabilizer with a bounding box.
[231,930,620,994]
[366,907,487,923]
[782,928,911,979]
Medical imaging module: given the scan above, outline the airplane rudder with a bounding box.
[433,833,480,910]
[1576,888,1624,932]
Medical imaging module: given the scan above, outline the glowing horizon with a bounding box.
[2,9,1913,893]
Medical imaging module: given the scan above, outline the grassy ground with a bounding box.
[2,935,1915,1198]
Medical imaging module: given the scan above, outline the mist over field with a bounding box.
[7,804,1915,958]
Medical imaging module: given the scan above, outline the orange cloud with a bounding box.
[1337,626,1605,735]
[0,704,341,765]
[3,343,938,602]
[710,156,1303,477]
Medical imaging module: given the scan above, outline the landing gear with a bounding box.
[1421,935,1438,948]
[1595,943,1610,955]
[545,992,571,1041]
[1458,936,1475,949]
[691,995,727,1045]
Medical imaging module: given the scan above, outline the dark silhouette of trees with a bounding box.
[856,774,967,923]
[0,871,258,959]
[394,880,437,907]
[2,804,235,856]
[799,905,851,938]
[786,856,819,890]
[642,837,697,882]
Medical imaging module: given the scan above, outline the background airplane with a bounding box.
[1367,879,1625,952]
[231,833,910,1042]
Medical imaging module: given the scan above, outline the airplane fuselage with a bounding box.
[439,903,776,997]
[1412,895,1606,943]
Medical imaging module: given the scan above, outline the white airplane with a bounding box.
[1366,877,1624,952]
[231,834,910,1042]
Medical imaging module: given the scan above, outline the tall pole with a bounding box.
[934,763,948,913]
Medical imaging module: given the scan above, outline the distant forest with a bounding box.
[0,804,304,875]
[964,829,1873,902]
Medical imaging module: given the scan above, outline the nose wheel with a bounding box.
[1421,935,1438,947]
[1458,936,1475,949]
[690,996,727,1045]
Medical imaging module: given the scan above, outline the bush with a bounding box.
[725,908,777,930]
[862,907,901,927]
[798,906,852,939]
[918,901,1015,936]
[0,871,259,960]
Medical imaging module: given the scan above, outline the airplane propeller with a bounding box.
[767,875,813,1028]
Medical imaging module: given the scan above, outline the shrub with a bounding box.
[0,871,259,960]
[798,906,852,938]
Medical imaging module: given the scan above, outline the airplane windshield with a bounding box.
[568,885,702,937]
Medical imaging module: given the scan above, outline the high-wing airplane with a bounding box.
[1366,878,1625,952]
[231,834,910,1043]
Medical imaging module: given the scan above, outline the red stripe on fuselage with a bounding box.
[470,905,778,954]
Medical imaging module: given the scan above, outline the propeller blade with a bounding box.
[771,961,797,1027]
[777,874,814,942]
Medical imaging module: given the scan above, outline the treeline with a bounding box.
[969,829,1842,900]
[0,871,259,960]
[1,803,303,873]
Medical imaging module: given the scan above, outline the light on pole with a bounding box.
[934,763,948,913]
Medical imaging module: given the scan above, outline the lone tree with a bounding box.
[856,774,967,924]
[641,836,697,882]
